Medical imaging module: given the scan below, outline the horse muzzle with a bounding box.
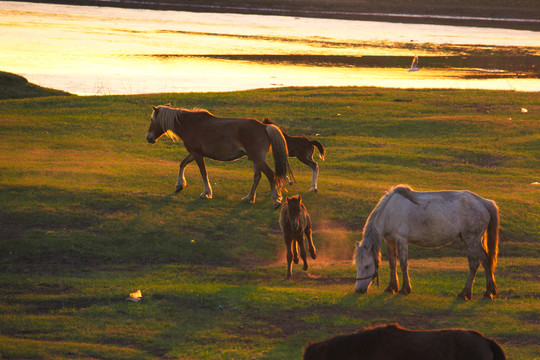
[146,133,156,144]
[355,287,367,294]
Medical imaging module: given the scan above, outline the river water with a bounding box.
[1,1,539,95]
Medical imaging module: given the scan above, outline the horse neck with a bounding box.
[363,192,393,244]
[361,190,397,259]
[362,220,381,250]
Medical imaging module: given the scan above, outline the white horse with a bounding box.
[354,185,500,300]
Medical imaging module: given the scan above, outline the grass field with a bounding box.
[0,82,539,359]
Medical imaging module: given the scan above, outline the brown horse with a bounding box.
[303,323,506,360]
[279,195,317,278]
[146,106,292,207]
[262,118,325,192]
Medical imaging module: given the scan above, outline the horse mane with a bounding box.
[154,106,214,141]
[262,117,276,125]
[361,185,415,265]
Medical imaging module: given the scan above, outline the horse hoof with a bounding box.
[385,287,397,294]
[483,292,495,300]
[293,258,299,264]
[199,193,212,199]
[242,196,254,203]
[310,253,317,260]
[175,186,183,193]
[309,188,318,193]
[303,265,308,271]
[398,288,411,296]
[456,293,471,301]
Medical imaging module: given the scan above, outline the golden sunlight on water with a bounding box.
[1,1,539,94]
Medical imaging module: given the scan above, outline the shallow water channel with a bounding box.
[1,1,539,94]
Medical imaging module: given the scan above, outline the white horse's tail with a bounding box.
[484,199,500,276]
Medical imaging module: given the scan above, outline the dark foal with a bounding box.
[263,118,325,192]
[279,195,317,278]
[303,323,506,360]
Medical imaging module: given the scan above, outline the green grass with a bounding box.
[0,84,539,359]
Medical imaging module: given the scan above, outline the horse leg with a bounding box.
[457,255,479,300]
[242,165,261,204]
[305,219,317,259]
[192,154,212,199]
[293,240,299,264]
[478,245,498,299]
[397,240,411,295]
[285,176,293,186]
[385,240,399,294]
[258,160,282,208]
[175,153,194,193]
[285,235,294,278]
[297,234,309,271]
[298,155,319,192]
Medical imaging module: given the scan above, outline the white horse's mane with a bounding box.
[358,185,414,265]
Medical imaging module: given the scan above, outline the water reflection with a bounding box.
[1,1,539,94]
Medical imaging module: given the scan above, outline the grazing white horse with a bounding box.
[354,185,499,300]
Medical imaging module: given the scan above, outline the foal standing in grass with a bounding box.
[263,118,325,192]
[280,195,317,278]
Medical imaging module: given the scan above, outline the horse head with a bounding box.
[286,195,302,231]
[354,241,378,294]
[146,106,165,144]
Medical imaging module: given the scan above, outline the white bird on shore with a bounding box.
[408,55,419,72]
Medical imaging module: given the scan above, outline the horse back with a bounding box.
[385,188,491,245]
[182,114,270,159]
[285,135,316,158]
[261,117,322,159]
[303,324,505,360]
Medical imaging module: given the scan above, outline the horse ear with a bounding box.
[152,106,157,111]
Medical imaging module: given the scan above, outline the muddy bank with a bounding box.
[147,54,539,77]
[14,0,540,31]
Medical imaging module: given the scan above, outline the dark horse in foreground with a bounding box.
[262,118,325,192]
[354,185,499,299]
[279,195,317,278]
[146,106,292,207]
[303,323,506,360]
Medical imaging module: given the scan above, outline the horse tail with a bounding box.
[265,124,293,187]
[310,140,326,161]
[487,338,506,360]
[484,199,500,276]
